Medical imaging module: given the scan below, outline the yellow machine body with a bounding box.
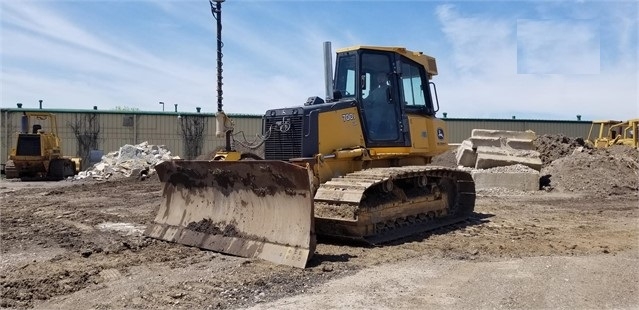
[5,112,81,181]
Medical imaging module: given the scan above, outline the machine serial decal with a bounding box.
[341,113,355,122]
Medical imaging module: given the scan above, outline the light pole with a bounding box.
[159,101,165,111]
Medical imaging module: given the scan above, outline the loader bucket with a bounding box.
[144,160,316,268]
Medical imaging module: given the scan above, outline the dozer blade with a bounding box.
[144,160,316,268]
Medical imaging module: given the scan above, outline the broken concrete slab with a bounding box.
[505,138,535,150]
[456,129,541,170]
[475,153,542,171]
[471,169,540,191]
[455,140,477,168]
[469,136,503,148]
[471,129,536,140]
[468,136,535,151]
[475,146,541,159]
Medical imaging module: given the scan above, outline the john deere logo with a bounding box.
[437,128,445,140]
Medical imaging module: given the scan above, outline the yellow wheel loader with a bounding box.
[5,112,81,181]
[144,0,475,268]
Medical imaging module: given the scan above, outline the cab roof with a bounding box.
[336,45,438,77]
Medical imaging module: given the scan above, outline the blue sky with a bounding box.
[1,0,637,121]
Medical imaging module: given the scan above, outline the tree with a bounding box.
[68,113,100,170]
[179,115,208,159]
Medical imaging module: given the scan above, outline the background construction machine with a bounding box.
[143,0,476,268]
[4,112,81,181]
[588,119,639,149]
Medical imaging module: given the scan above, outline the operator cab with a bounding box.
[333,46,439,147]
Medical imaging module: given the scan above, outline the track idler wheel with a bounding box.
[381,179,394,193]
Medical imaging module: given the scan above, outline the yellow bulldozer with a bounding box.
[4,112,81,181]
[143,0,475,268]
[587,119,639,149]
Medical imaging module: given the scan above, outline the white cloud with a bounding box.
[517,19,600,74]
[2,2,148,70]
[433,4,637,121]
[435,4,517,76]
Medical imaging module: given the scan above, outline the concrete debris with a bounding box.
[438,133,637,194]
[456,129,542,171]
[455,129,543,192]
[471,164,540,192]
[475,152,542,171]
[478,163,538,173]
[74,141,179,181]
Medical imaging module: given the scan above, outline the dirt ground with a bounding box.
[1,136,638,309]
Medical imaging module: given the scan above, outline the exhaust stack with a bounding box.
[323,41,334,102]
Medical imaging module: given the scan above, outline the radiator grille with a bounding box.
[16,135,42,156]
[264,116,304,160]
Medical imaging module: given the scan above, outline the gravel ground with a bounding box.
[249,251,639,310]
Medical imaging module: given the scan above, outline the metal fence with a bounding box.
[1,108,594,168]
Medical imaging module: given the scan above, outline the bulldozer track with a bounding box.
[314,166,476,244]
[3,160,18,179]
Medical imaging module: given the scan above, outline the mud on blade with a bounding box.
[144,160,316,268]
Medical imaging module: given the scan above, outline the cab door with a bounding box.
[360,51,408,147]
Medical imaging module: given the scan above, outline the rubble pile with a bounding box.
[74,142,179,181]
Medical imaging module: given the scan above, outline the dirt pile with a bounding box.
[541,145,639,196]
[74,142,179,181]
[533,134,588,167]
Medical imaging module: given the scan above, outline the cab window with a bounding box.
[334,54,356,98]
[400,59,433,114]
